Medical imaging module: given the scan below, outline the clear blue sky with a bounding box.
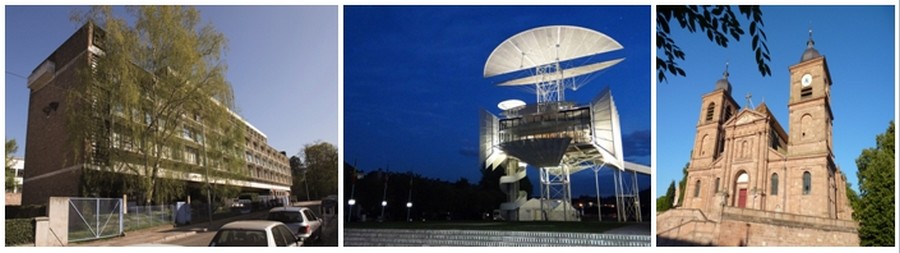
[657,6,896,197]
[4,6,338,159]
[345,6,651,197]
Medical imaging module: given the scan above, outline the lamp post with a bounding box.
[347,199,356,223]
[579,203,584,217]
[348,164,363,223]
[406,176,413,222]
[380,200,387,222]
[406,202,413,222]
[380,170,389,222]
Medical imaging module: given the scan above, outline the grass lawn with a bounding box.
[346,220,646,233]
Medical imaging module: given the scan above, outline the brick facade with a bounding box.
[657,36,859,246]
[22,24,93,206]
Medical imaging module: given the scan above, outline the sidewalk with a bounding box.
[73,210,268,246]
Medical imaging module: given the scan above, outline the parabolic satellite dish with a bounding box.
[484,25,624,78]
[483,25,624,104]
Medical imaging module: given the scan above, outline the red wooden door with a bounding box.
[738,189,748,208]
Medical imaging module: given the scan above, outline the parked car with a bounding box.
[267,206,322,242]
[208,220,302,247]
[230,199,252,214]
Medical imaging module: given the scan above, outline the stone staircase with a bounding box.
[344,229,650,246]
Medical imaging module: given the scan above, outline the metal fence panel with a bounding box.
[124,204,175,231]
[67,198,124,243]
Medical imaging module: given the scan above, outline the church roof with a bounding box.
[800,29,822,62]
[714,63,732,94]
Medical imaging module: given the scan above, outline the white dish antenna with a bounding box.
[497,99,526,110]
[484,25,624,105]
[484,25,623,78]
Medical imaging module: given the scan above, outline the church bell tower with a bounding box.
[691,64,739,167]
[787,29,834,156]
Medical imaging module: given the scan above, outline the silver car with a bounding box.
[267,206,322,243]
[209,220,302,247]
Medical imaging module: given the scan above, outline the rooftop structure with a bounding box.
[480,25,650,222]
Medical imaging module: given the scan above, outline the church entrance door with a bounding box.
[738,189,747,208]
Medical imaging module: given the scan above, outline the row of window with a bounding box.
[249,167,290,185]
[498,107,591,131]
[245,151,288,173]
[693,171,812,198]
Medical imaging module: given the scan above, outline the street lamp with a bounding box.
[380,171,389,222]
[380,200,388,222]
[348,170,363,223]
[406,202,413,222]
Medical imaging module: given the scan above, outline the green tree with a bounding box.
[657,5,771,83]
[69,6,242,205]
[656,181,677,212]
[846,182,860,216]
[289,155,307,200]
[677,162,689,205]
[5,139,19,192]
[854,121,894,246]
[665,180,676,207]
[301,141,338,200]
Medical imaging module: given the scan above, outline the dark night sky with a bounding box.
[344,6,651,197]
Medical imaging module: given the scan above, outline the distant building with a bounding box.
[8,157,25,193]
[5,157,25,206]
[656,32,859,246]
[22,23,291,206]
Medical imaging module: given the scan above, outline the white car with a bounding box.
[267,206,322,243]
[208,220,302,247]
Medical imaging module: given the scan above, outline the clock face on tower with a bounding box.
[801,74,813,87]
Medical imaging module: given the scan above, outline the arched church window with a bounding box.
[706,103,716,122]
[803,171,811,195]
[771,173,779,195]
[694,180,701,198]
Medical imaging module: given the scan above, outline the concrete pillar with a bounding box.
[33,217,50,246]
[47,197,69,246]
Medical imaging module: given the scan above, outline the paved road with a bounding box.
[168,211,267,246]
[167,231,217,246]
[168,202,337,246]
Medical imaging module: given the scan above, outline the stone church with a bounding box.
[656,32,859,246]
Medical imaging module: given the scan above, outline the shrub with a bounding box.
[5,218,35,246]
[5,205,46,219]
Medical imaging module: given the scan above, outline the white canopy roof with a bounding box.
[497,58,624,86]
[484,25,624,78]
